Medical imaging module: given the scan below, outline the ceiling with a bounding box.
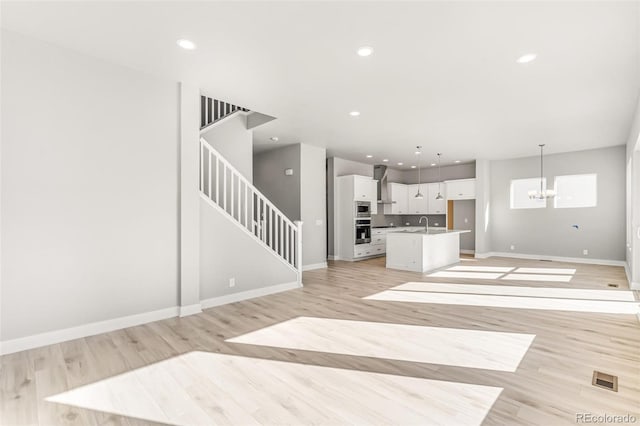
[2,1,639,168]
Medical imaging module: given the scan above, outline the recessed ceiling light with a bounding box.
[411,165,417,169]
[382,159,389,162]
[357,46,374,57]
[454,160,461,163]
[177,39,196,50]
[431,163,436,166]
[270,137,279,142]
[366,154,373,158]
[349,111,360,117]
[516,53,537,64]
[414,151,422,155]
[397,162,404,166]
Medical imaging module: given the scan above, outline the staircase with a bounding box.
[199,137,303,284]
[200,96,250,130]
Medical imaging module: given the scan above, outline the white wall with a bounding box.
[201,114,253,181]
[489,146,626,261]
[301,144,327,267]
[199,200,297,300]
[475,159,492,255]
[1,31,180,341]
[625,95,640,287]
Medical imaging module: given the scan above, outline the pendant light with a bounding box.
[414,146,424,199]
[528,144,556,200]
[435,153,444,200]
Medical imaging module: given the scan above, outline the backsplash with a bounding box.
[372,214,447,228]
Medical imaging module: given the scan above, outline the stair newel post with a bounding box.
[294,220,303,286]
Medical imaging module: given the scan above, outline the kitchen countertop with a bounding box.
[387,229,471,235]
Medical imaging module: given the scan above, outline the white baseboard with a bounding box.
[475,251,626,267]
[200,281,301,310]
[302,262,328,271]
[328,255,338,261]
[179,303,203,317]
[460,249,475,255]
[0,281,302,355]
[0,306,179,356]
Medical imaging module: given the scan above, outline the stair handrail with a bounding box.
[200,138,297,231]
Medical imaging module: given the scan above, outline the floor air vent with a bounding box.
[607,283,619,288]
[592,371,618,392]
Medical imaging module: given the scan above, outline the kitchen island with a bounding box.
[386,229,471,273]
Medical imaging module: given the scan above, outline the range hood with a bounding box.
[374,165,396,204]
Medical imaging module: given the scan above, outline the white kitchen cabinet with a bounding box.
[353,175,376,201]
[384,183,408,214]
[354,243,376,258]
[427,183,447,214]
[407,184,428,214]
[335,175,378,261]
[343,175,377,214]
[446,178,476,200]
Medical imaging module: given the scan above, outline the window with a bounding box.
[510,178,547,209]
[554,174,597,208]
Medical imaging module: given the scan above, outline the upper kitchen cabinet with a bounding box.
[340,175,378,214]
[427,183,447,214]
[384,183,408,214]
[407,184,428,214]
[353,175,377,201]
[445,178,476,200]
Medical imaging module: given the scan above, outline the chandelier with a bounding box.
[528,144,556,200]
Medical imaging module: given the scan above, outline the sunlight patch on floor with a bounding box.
[501,273,572,282]
[447,266,515,273]
[514,267,576,275]
[47,352,502,426]
[429,271,505,279]
[365,291,640,314]
[226,317,535,372]
[390,283,636,302]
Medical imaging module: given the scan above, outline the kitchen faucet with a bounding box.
[419,216,429,232]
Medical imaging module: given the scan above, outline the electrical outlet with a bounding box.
[464,218,468,224]
[229,278,236,288]
[510,245,515,251]
[405,222,410,226]
[315,219,323,226]
[434,223,439,226]
[583,249,589,256]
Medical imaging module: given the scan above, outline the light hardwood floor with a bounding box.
[1,256,639,425]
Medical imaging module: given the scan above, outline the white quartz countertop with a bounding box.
[387,229,471,236]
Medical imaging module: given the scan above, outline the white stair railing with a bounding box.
[199,137,302,284]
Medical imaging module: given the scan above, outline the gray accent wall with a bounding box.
[490,145,626,261]
[453,200,476,251]
[254,143,327,267]
[253,145,301,221]
[1,31,180,341]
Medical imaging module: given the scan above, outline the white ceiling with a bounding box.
[2,1,639,168]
